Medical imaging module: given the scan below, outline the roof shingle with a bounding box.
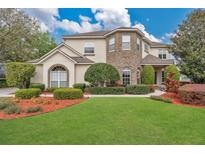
[141,54,174,65]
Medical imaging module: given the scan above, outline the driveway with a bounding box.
[0,88,18,97]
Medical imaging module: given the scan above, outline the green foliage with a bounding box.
[0,8,56,62]
[165,65,180,81]
[0,78,8,88]
[171,9,205,83]
[141,66,155,84]
[126,84,150,94]
[6,62,35,88]
[30,83,45,91]
[46,87,58,93]
[4,104,21,114]
[88,87,125,94]
[150,95,172,103]
[54,88,83,100]
[26,106,43,113]
[84,63,120,87]
[0,100,12,110]
[15,88,41,99]
[73,83,86,92]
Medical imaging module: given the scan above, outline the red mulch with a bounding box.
[161,92,205,108]
[0,97,87,120]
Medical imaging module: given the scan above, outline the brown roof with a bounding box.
[63,31,109,37]
[141,54,174,65]
[70,57,94,63]
[150,42,170,47]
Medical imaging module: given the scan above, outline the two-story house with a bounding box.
[30,27,174,88]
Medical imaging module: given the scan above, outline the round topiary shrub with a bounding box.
[84,63,120,87]
[15,88,41,99]
[141,65,155,84]
[30,83,45,91]
[165,64,180,81]
[53,88,83,100]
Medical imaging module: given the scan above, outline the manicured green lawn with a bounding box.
[1,97,205,144]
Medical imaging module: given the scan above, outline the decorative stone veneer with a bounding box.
[106,31,143,85]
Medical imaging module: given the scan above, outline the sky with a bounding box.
[24,8,194,44]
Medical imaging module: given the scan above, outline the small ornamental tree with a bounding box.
[165,65,180,81]
[141,65,154,84]
[165,72,179,93]
[84,63,120,87]
[6,62,35,88]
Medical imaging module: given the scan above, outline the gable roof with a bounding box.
[29,42,94,64]
[141,54,174,65]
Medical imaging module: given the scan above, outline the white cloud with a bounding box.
[92,8,131,29]
[160,32,176,43]
[23,8,162,43]
[132,23,162,42]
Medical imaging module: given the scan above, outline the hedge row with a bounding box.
[73,83,86,92]
[87,84,153,95]
[53,88,83,100]
[88,87,125,94]
[30,83,45,91]
[15,88,41,99]
[0,79,8,88]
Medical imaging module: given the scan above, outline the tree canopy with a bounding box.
[171,9,205,83]
[0,8,56,62]
[84,63,120,87]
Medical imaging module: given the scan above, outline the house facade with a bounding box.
[30,27,174,88]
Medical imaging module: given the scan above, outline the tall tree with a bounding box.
[171,9,205,83]
[0,8,56,62]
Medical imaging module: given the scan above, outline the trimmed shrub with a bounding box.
[4,105,21,114]
[26,106,43,113]
[178,84,205,104]
[15,88,41,99]
[84,63,120,87]
[165,64,180,81]
[73,83,86,92]
[30,83,45,91]
[126,84,150,94]
[6,62,35,89]
[88,87,125,95]
[54,88,83,100]
[46,87,58,93]
[0,79,8,88]
[150,95,172,103]
[141,65,155,84]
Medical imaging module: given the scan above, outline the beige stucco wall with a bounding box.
[75,64,91,84]
[64,39,106,63]
[31,64,43,83]
[142,41,149,58]
[41,52,75,88]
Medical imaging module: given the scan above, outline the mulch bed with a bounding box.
[161,92,205,108]
[0,97,87,120]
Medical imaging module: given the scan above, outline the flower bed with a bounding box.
[161,92,205,108]
[0,97,86,119]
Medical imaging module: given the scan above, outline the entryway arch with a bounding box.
[48,64,69,88]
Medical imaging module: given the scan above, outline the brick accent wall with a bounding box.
[106,31,143,85]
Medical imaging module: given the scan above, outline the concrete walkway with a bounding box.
[0,88,165,98]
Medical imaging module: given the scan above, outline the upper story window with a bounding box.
[144,43,149,53]
[122,35,131,50]
[136,38,140,51]
[158,49,167,59]
[84,42,94,54]
[109,38,115,52]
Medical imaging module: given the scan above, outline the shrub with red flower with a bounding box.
[165,72,179,93]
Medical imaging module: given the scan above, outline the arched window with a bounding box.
[50,65,68,88]
[122,69,131,85]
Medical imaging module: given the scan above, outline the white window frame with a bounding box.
[84,42,95,54]
[109,38,115,52]
[158,49,167,59]
[122,35,131,50]
[122,69,131,85]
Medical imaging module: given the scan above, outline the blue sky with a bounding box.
[25,8,194,43]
